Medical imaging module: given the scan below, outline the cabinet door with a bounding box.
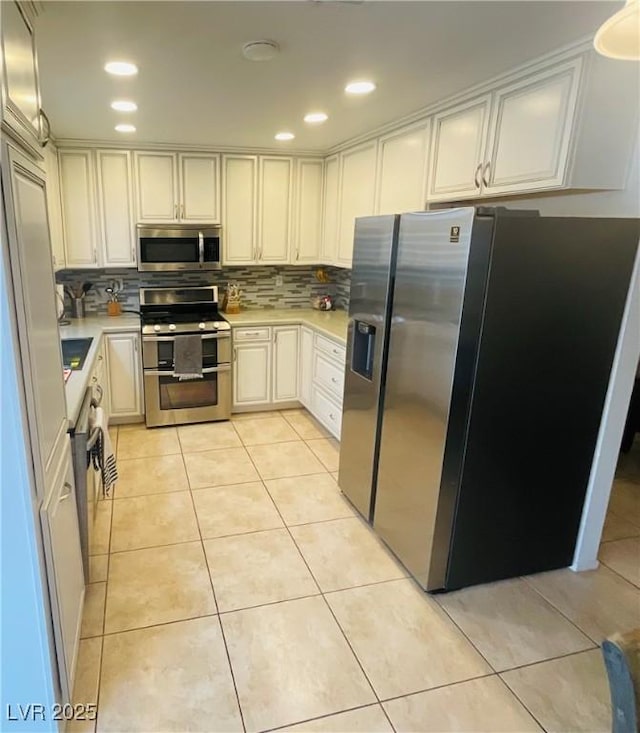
[134,152,178,222]
[337,142,377,267]
[484,60,582,195]
[259,157,292,264]
[233,342,271,407]
[294,159,323,264]
[1,1,42,150]
[321,155,340,264]
[106,333,142,417]
[44,144,66,270]
[272,326,299,403]
[59,150,99,268]
[428,95,491,201]
[4,144,68,487]
[179,153,220,222]
[222,155,257,265]
[97,150,135,266]
[299,326,314,409]
[376,122,430,214]
[40,439,85,704]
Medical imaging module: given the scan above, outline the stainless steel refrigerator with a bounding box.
[339,206,639,592]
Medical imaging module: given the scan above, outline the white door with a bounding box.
[233,342,271,406]
[44,143,66,271]
[321,155,340,264]
[294,159,323,264]
[483,60,582,196]
[337,142,377,267]
[106,333,142,418]
[428,95,491,201]
[134,152,178,222]
[299,326,314,408]
[96,150,136,266]
[222,155,257,265]
[376,121,430,214]
[272,326,299,403]
[259,157,292,264]
[40,440,85,704]
[3,143,68,486]
[179,153,220,222]
[59,149,99,267]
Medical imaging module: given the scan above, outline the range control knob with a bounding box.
[153,325,161,332]
[169,324,176,332]
[198,322,206,330]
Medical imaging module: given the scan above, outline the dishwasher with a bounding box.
[69,386,101,582]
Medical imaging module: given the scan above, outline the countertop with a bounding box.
[60,315,140,429]
[225,309,349,343]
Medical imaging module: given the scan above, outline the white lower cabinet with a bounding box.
[272,326,299,403]
[233,339,272,407]
[311,384,342,440]
[299,327,314,408]
[40,435,85,704]
[105,332,143,421]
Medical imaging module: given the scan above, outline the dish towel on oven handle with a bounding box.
[173,334,204,381]
[89,406,118,497]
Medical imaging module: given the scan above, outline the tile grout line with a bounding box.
[255,458,397,733]
[179,431,248,733]
[597,557,640,590]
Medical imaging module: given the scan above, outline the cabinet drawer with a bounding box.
[314,333,346,364]
[311,385,342,440]
[233,326,272,342]
[313,352,344,402]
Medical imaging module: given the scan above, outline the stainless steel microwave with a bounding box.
[136,225,222,272]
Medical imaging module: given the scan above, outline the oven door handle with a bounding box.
[144,364,231,377]
[198,231,204,267]
[143,333,230,343]
[86,426,101,451]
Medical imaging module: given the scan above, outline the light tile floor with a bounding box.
[73,412,640,733]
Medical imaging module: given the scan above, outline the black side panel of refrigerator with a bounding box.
[445,217,639,590]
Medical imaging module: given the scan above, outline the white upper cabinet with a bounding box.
[258,156,292,264]
[428,95,491,202]
[293,158,323,264]
[376,121,431,214]
[321,155,340,265]
[44,144,66,271]
[134,152,178,221]
[1,1,45,155]
[179,153,220,222]
[222,154,257,265]
[96,150,136,266]
[59,149,99,268]
[135,151,220,223]
[483,60,581,195]
[337,141,377,267]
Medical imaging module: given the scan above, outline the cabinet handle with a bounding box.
[233,347,237,362]
[474,163,482,189]
[39,109,51,147]
[274,332,278,344]
[296,249,300,261]
[134,339,138,353]
[482,161,491,188]
[174,203,178,219]
[92,375,98,383]
[329,413,336,421]
[331,377,338,383]
[131,246,136,263]
[181,204,185,219]
[60,482,73,502]
[98,355,103,361]
[93,248,97,263]
[332,348,340,355]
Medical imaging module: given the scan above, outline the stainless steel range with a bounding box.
[140,286,231,427]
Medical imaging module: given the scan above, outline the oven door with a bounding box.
[142,332,232,370]
[144,365,231,427]
[137,227,221,272]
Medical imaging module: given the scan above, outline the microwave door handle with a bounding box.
[198,231,204,268]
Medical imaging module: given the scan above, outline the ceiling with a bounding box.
[36,1,620,152]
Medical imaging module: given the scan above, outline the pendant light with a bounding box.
[594,0,640,60]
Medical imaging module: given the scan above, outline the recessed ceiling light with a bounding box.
[345,80,376,95]
[275,132,295,141]
[242,40,279,62]
[115,123,136,133]
[104,61,138,76]
[111,100,137,112]
[304,112,328,124]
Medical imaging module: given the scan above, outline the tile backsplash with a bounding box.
[56,265,351,315]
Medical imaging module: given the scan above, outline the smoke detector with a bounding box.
[242,40,280,62]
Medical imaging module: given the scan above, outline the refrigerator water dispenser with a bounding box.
[352,321,376,380]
